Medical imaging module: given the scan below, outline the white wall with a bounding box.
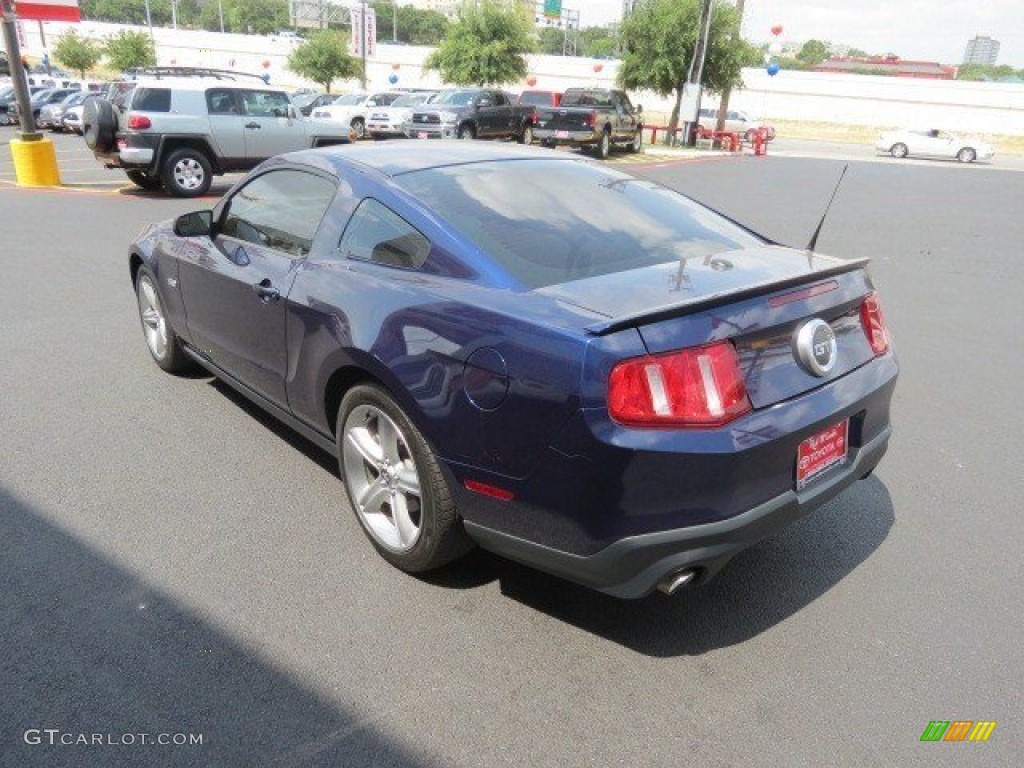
[17,20,1024,135]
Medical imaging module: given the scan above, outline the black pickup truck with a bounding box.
[407,88,535,142]
[533,88,643,159]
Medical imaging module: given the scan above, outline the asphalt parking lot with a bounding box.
[1,132,1021,767]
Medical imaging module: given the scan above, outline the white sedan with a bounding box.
[875,129,994,163]
[312,91,403,139]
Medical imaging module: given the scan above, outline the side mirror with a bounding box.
[636,104,643,114]
[287,104,298,119]
[174,210,213,237]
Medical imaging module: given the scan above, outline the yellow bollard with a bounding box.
[9,137,62,187]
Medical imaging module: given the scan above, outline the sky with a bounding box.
[577,0,1024,68]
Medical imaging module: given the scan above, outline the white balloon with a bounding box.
[769,41,783,55]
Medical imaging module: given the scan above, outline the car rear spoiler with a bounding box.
[584,257,871,336]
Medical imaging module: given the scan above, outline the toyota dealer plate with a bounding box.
[796,420,848,489]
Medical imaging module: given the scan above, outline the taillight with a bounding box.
[859,292,889,355]
[585,112,596,128]
[127,113,151,129]
[608,341,751,427]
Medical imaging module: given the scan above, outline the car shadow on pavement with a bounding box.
[436,477,895,657]
[0,485,429,768]
[197,375,895,657]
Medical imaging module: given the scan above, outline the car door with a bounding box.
[205,87,246,164]
[239,89,303,161]
[613,92,638,140]
[475,90,499,136]
[177,167,338,408]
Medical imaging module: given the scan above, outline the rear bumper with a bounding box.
[458,353,897,598]
[533,128,600,147]
[465,425,889,598]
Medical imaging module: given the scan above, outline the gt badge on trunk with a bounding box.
[794,318,837,377]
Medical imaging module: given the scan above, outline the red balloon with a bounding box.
[593,63,603,73]
[526,75,537,87]
[262,59,271,69]
[771,24,783,36]
[392,62,401,70]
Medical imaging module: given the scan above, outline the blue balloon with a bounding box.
[388,73,398,84]
[261,73,271,84]
[766,62,780,77]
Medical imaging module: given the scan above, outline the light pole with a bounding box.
[1,0,40,139]
[218,0,225,34]
[360,0,367,90]
[144,0,154,45]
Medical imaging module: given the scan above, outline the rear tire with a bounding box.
[338,383,473,573]
[890,143,908,159]
[594,129,611,160]
[160,148,213,198]
[126,170,163,191]
[518,123,534,145]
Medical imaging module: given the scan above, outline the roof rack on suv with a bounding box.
[124,66,266,82]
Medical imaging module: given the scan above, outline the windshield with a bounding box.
[392,93,433,107]
[396,160,762,289]
[331,93,366,106]
[431,90,477,107]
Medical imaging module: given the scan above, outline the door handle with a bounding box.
[253,278,280,302]
[245,122,261,130]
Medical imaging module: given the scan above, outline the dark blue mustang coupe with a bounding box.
[131,142,896,598]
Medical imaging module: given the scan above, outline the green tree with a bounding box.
[846,48,869,58]
[955,63,1019,81]
[618,0,756,134]
[53,30,103,78]
[287,30,360,93]
[397,6,449,45]
[227,0,289,35]
[796,39,829,66]
[424,0,533,86]
[105,29,157,72]
[537,27,565,56]
[579,26,617,59]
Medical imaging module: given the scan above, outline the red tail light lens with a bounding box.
[859,292,889,355]
[127,113,151,129]
[585,112,596,128]
[608,341,752,427]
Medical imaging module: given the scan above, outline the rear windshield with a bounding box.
[518,91,557,106]
[395,160,762,289]
[561,90,613,107]
[131,87,172,112]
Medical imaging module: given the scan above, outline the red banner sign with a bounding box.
[15,0,81,22]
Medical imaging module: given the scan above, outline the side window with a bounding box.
[340,199,431,270]
[492,91,507,107]
[131,87,171,112]
[240,90,291,117]
[619,93,634,113]
[207,88,238,115]
[221,170,337,258]
[377,93,399,106]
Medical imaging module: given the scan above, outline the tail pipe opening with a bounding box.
[657,568,697,596]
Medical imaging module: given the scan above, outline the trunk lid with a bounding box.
[535,246,877,409]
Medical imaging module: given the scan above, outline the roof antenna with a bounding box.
[805,164,849,253]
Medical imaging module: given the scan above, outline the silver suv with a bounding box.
[84,71,353,196]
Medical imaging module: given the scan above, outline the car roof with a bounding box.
[128,78,280,92]
[279,141,584,179]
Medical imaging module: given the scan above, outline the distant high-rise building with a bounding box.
[963,36,1000,65]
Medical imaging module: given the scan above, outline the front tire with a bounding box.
[957,147,976,163]
[350,117,366,139]
[890,143,908,159]
[161,148,213,198]
[457,123,476,140]
[338,383,472,573]
[135,267,193,373]
[628,128,643,153]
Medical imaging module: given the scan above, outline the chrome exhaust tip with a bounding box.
[656,569,696,596]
